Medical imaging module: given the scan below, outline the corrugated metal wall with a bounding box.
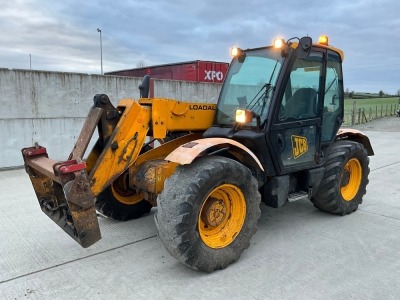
[0,69,221,169]
[105,61,229,83]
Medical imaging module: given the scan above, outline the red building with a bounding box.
[105,60,229,84]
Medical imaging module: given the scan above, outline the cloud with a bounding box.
[0,0,399,93]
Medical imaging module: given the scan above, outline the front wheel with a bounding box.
[155,156,261,272]
[311,141,370,215]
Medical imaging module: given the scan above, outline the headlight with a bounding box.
[235,109,253,123]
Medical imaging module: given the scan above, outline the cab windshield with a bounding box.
[216,47,283,126]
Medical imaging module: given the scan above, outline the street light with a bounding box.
[97,28,103,75]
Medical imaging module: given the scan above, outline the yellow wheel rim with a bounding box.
[340,158,362,201]
[109,172,144,205]
[111,185,144,205]
[198,184,246,249]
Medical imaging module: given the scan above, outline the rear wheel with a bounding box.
[311,141,369,215]
[95,173,152,221]
[155,156,261,272]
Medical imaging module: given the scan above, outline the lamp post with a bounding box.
[97,28,103,75]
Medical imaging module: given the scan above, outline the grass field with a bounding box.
[343,97,399,124]
[344,97,399,114]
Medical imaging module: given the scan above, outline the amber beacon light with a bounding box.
[231,47,245,57]
[318,35,329,45]
[273,38,285,49]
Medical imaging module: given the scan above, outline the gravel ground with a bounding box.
[342,116,400,132]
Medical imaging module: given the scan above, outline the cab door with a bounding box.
[270,50,325,174]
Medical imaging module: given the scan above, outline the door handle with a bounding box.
[277,134,284,150]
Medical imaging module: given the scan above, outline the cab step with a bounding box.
[288,191,308,202]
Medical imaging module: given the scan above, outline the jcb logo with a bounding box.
[205,70,223,81]
[291,135,308,159]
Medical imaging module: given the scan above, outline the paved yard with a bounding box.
[1,120,400,299]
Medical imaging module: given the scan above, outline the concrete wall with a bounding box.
[0,69,222,169]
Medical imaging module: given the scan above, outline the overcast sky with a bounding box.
[1,0,399,94]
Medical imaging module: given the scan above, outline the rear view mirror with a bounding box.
[139,75,150,98]
[297,37,312,59]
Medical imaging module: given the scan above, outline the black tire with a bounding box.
[155,156,261,272]
[311,140,369,215]
[95,187,152,221]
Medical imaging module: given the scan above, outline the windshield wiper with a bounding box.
[246,83,271,111]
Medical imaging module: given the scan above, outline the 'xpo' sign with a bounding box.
[204,70,224,82]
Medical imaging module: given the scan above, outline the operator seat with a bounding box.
[284,88,317,119]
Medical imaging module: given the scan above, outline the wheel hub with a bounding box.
[198,184,246,249]
[200,197,227,227]
[111,179,144,205]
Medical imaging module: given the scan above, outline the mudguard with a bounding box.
[165,137,264,172]
[336,128,374,156]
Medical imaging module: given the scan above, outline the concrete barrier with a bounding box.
[0,69,222,169]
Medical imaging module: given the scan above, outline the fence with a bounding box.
[343,102,399,125]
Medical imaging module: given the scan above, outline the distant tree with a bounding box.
[379,90,384,98]
[136,59,148,68]
[397,89,400,96]
[349,91,354,99]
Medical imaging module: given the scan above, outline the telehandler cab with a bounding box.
[22,35,373,272]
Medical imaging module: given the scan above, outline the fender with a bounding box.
[165,138,264,172]
[336,128,374,156]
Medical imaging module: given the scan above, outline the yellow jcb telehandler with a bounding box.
[22,35,373,272]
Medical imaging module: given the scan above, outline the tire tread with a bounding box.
[156,156,261,272]
[311,140,370,215]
